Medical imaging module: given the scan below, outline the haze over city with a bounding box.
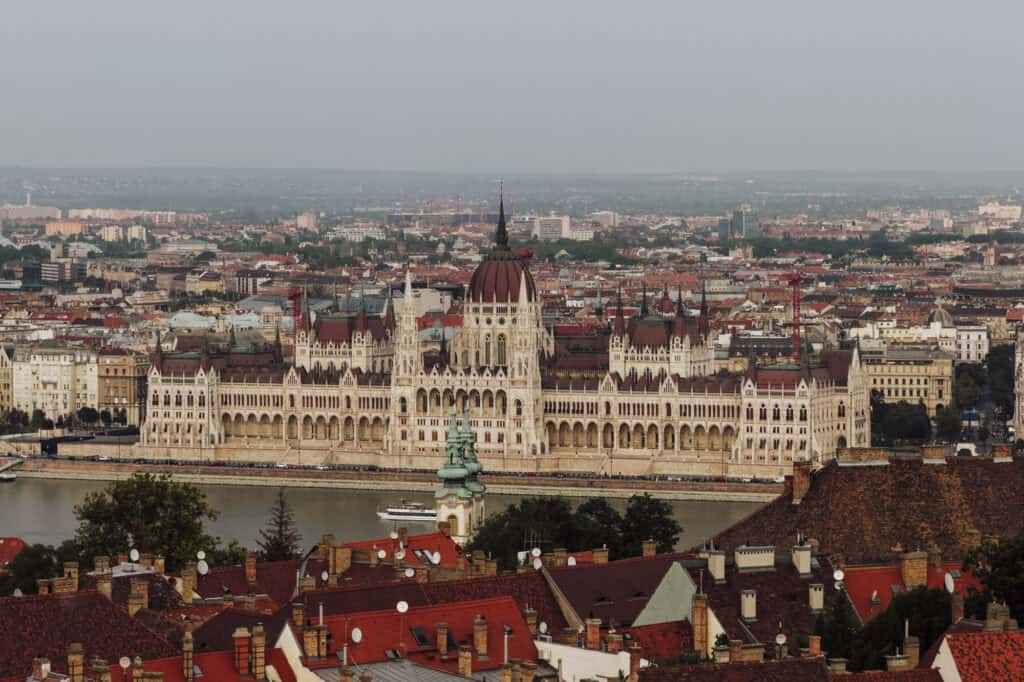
[3,0,1023,172]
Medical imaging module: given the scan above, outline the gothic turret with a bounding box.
[614,287,626,336]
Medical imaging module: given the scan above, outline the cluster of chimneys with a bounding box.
[29,647,165,682]
[229,622,268,681]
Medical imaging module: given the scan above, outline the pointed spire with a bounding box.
[640,281,649,317]
[384,285,395,330]
[494,181,509,250]
[698,279,710,340]
[439,326,448,364]
[595,288,604,317]
[676,285,685,317]
[614,286,626,336]
[155,330,163,355]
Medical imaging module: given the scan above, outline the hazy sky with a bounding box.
[2,1,1022,173]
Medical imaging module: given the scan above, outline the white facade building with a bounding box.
[532,215,570,241]
[12,346,98,420]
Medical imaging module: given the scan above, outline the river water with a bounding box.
[0,478,763,553]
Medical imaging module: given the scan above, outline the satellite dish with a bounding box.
[196,550,206,561]
[377,549,387,559]
[431,551,441,565]
[129,548,140,562]
[395,549,406,561]
[833,569,845,582]
[405,567,415,578]
[119,657,131,670]
[351,627,363,643]
[321,571,329,582]
[396,600,409,614]
[944,572,955,594]
[567,556,577,567]
[532,558,542,570]
[775,633,787,646]
[531,547,542,558]
[12,588,22,597]
[539,622,548,634]
[390,531,399,540]
[197,560,209,576]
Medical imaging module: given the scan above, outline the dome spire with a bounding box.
[495,181,509,250]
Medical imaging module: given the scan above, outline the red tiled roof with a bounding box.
[844,562,980,623]
[313,596,537,675]
[193,559,301,607]
[622,620,694,662]
[639,656,831,681]
[0,591,178,679]
[842,672,942,681]
[943,630,1024,682]
[343,532,460,569]
[102,649,295,682]
[0,537,26,568]
[424,572,568,634]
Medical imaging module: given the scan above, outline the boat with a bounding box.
[376,500,435,522]
[0,473,16,483]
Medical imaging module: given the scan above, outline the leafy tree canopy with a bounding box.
[964,529,1024,622]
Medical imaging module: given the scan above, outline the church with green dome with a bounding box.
[435,407,486,545]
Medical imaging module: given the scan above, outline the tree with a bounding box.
[953,372,980,412]
[987,345,1015,418]
[99,409,112,426]
[815,587,859,661]
[935,405,963,442]
[963,529,1024,622]
[70,473,239,572]
[620,494,682,556]
[0,544,59,596]
[467,497,576,571]
[28,409,47,431]
[256,489,303,561]
[572,498,624,559]
[847,588,951,672]
[77,406,99,425]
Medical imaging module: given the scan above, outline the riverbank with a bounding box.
[10,458,780,502]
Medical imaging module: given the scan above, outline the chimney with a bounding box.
[130,577,149,610]
[741,589,757,621]
[792,544,811,577]
[132,656,144,682]
[67,643,85,682]
[332,546,353,574]
[36,578,50,595]
[31,658,50,681]
[951,593,965,623]
[328,573,339,588]
[96,572,113,600]
[900,551,928,589]
[642,539,657,557]
[182,626,195,681]
[300,575,315,593]
[522,607,538,635]
[810,583,824,612]
[303,626,319,658]
[369,546,380,567]
[559,627,579,646]
[436,622,449,657]
[792,461,812,504]
[885,653,910,671]
[458,645,473,677]
[729,639,742,663]
[339,667,354,682]
[232,627,251,676]
[318,625,328,657]
[51,576,74,594]
[128,592,146,617]
[500,664,513,682]
[320,534,335,560]
[245,552,257,585]
[520,661,537,682]
[553,548,568,567]
[94,555,110,574]
[905,635,920,669]
[691,593,709,656]
[592,546,609,564]
[808,635,821,657]
[292,602,306,628]
[985,601,1012,631]
[140,553,153,570]
[180,564,196,605]
[252,622,266,680]
[585,617,602,650]
[829,658,847,675]
[486,559,498,576]
[117,552,129,566]
[90,658,112,682]
[153,556,165,575]
[606,630,623,653]
[707,550,725,583]
[473,614,488,656]
[628,643,643,682]
[238,594,256,612]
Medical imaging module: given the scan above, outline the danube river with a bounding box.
[0,477,764,552]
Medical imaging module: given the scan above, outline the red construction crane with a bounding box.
[782,272,804,360]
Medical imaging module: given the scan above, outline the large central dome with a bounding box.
[467,191,537,303]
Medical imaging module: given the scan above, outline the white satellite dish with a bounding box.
[321,571,329,582]
[197,560,209,576]
[431,551,441,565]
[539,622,548,634]
[775,632,787,646]
[12,588,22,597]
[944,572,955,594]
[532,558,542,570]
[129,548,140,562]
[531,547,542,558]
[405,567,415,578]
[395,549,406,561]
[196,550,206,561]
[833,569,845,582]
[377,549,387,559]
[351,627,363,643]
[118,657,131,670]
[396,600,409,614]
[567,556,577,567]
[390,531,399,540]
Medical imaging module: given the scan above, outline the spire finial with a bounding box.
[495,181,509,250]
[640,281,649,317]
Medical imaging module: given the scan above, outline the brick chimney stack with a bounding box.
[808,635,822,657]
[905,635,920,669]
[900,551,928,589]
[90,657,111,682]
[96,572,112,600]
[628,643,643,682]
[292,601,306,628]
[436,622,449,657]
[522,607,538,635]
[521,660,537,682]
[691,593,709,656]
[585,617,602,650]
[592,546,609,564]
[233,627,251,676]
[473,614,488,656]
[245,552,257,585]
[94,555,110,574]
[729,639,742,663]
[606,630,623,653]
[641,539,657,557]
[31,658,50,681]
[251,622,266,680]
[180,563,196,605]
[67,643,84,682]
[458,645,473,677]
[182,625,194,681]
[132,656,144,682]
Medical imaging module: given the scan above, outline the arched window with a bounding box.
[484,335,492,366]
[746,405,754,420]
[515,400,523,416]
[497,334,507,366]
[799,406,807,421]
[785,405,793,421]
[198,394,205,407]
[399,397,408,414]
[772,405,780,420]
[759,405,767,420]
[838,402,846,418]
